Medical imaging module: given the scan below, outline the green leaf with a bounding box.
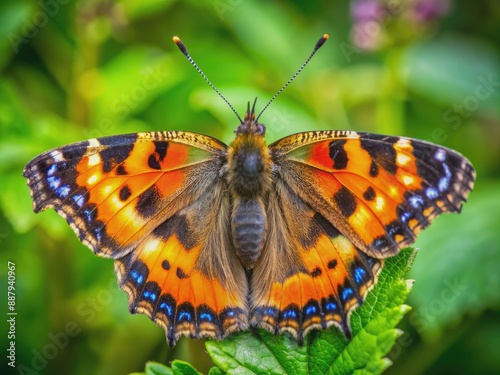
[206,248,416,375]
[131,360,203,375]
[129,360,172,375]
[208,367,226,375]
[172,360,203,375]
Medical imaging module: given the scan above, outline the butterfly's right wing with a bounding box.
[24,131,248,346]
[250,130,474,342]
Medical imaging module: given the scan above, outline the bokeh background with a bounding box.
[1,0,499,374]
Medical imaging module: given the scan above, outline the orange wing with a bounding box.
[269,130,475,258]
[24,131,248,346]
[249,130,475,341]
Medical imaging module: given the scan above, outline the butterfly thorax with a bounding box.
[227,110,272,269]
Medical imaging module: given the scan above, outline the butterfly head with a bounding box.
[235,99,266,137]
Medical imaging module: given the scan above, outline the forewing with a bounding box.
[269,130,475,258]
[24,131,248,345]
[23,131,225,258]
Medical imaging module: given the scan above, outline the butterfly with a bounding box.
[23,35,475,346]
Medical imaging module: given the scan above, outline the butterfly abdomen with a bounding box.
[231,199,267,269]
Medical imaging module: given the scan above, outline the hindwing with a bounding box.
[251,179,383,342]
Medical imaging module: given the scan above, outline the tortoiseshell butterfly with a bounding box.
[23,35,475,346]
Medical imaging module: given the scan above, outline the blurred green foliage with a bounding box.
[1,0,499,374]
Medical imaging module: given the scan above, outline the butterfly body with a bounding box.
[228,106,272,269]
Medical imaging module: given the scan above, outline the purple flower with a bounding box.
[350,0,386,50]
[348,0,454,51]
[351,0,385,22]
[412,0,452,22]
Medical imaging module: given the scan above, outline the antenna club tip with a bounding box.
[173,36,188,55]
[315,34,329,50]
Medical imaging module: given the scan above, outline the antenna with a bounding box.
[173,36,243,123]
[255,34,329,122]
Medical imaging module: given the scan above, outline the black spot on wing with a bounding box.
[176,267,189,279]
[360,134,398,175]
[152,213,197,250]
[329,140,348,170]
[119,186,132,201]
[369,160,379,177]
[334,187,357,218]
[311,267,322,277]
[148,154,161,170]
[313,212,341,238]
[327,259,337,269]
[363,186,376,201]
[301,212,341,249]
[148,141,170,170]
[116,164,127,175]
[136,185,161,218]
[99,134,137,173]
[162,260,171,270]
[154,141,169,161]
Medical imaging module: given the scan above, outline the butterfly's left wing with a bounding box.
[23,131,249,345]
[250,130,475,341]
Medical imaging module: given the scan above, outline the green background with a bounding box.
[1,0,499,374]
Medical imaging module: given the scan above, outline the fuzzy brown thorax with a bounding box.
[228,103,272,269]
[228,133,271,197]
